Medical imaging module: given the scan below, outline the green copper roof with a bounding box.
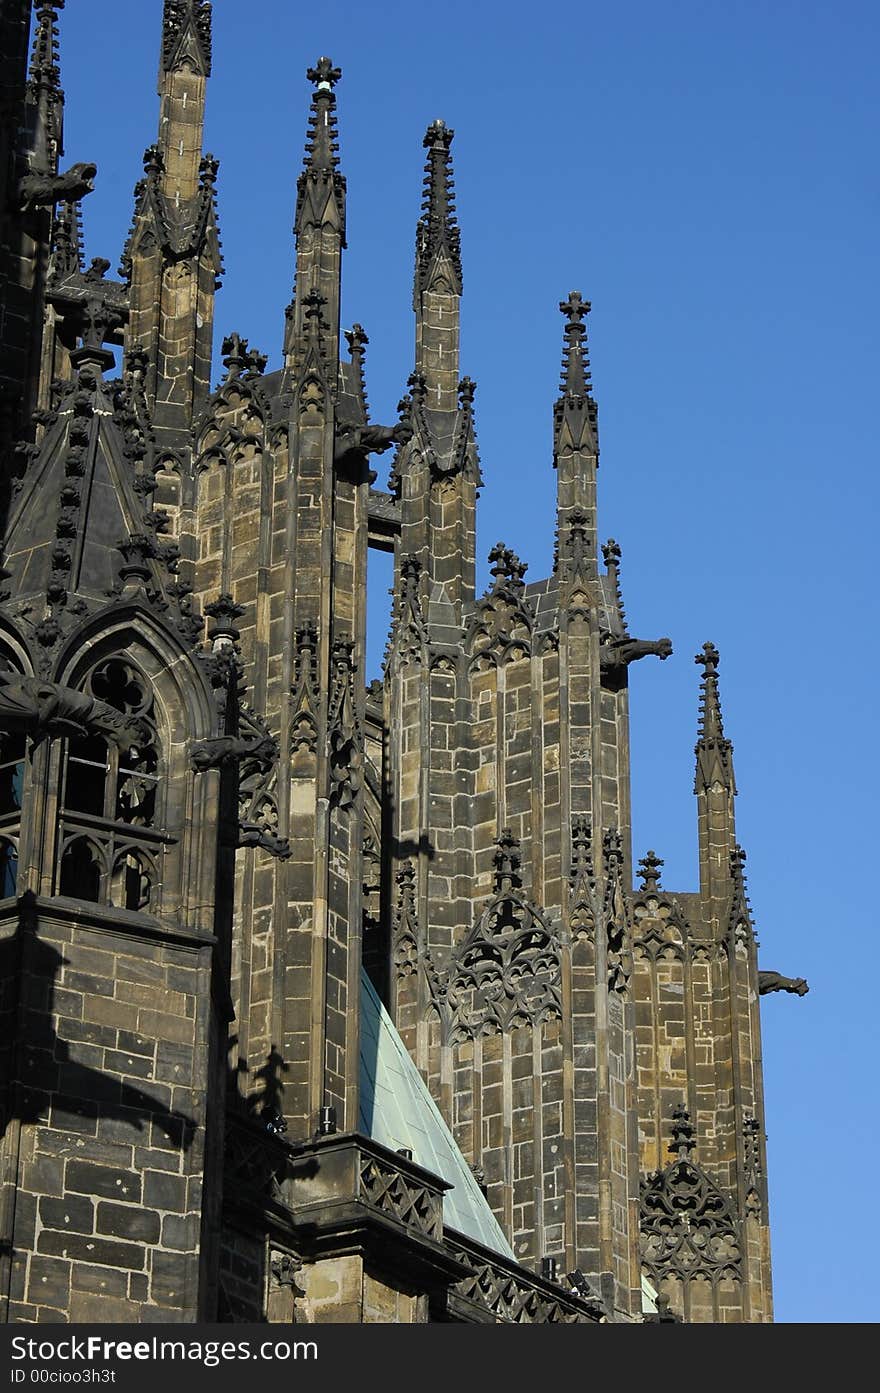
[359,970,514,1259]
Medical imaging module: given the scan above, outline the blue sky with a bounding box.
[55,1,877,1322]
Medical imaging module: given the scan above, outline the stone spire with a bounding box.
[415,119,462,298]
[295,57,346,240]
[287,59,346,372]
[26,1,65,171]
[413,120,461,411]
[554,293,599,584]
[157,1,213,200]
[554,291,598,457]
[28,2,63,93]
[694,642,736,794]
[693,642,738,912]
[161,1,212,79]
[123,0,221,434]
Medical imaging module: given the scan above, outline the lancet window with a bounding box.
[57,658,165,912]
[0,729,25,897]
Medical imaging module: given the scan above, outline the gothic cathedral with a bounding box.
[0,2,806,1323]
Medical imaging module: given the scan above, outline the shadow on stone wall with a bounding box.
[0,891,196,1150]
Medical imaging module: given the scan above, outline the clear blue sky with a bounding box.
[56,0,877,1322]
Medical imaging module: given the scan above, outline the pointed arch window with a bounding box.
[57,658,167,912]
[0,729,25,896]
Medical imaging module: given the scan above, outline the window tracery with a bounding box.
[57,657,166,911]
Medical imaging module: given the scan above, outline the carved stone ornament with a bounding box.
[569,816,598,940]
[334,420,412,466]
[757,971,809,997]
[389,555,428,667]
[19,162,97,213]
[0,664,144,751]
[743,1116,763,1219]
[439,833,562,1044]
[603,829,632,993]
[447,1240,590,1324]
[599,635,673,673]
[640,1108,743,1286]
[392,861,419,978]
[289,621,319,763]
[465,544,533,665]
[190,730,275,773]
[632,857,688,963]
[327,638,362,811]
[237,709,289,859]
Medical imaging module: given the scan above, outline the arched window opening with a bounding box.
[0,733,25,817]
[0,837,18,897]
[0,730,25,898]
[110,849,153,912]
[59,837,101,902]
[57,657,167,913]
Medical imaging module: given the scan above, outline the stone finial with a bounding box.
[694,640,732,765]
[205,593,245,650]
[493,828,522,894]
[407,370,427,406]
[303,58,342,171]
[199,152,219,188]
[142,144,164,180]
[488,542,527,588]
[729,843,747,884]
[637,850,664,891]
[695,640,720,674]
[345,324,369,415]
[302,290,327,328]
[458,376,476,409]
[669,1105,696,1160]
[221,333,266,379]
[602,826,623,869]
[221,333,247,379]
[117,533,157,588]
[602,537,621,571]
[558,291,593,398]
[306,56,342,90]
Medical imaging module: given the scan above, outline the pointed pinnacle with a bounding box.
[345,324,370,417]
[162,2,212,76]
[694,641,726,743]
[28,3,64,92]
[51,199,84,277]
[416,119,462,294]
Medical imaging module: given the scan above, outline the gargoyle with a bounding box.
[238,822,291,859]
[600,636,673,672]
[333,420,412,466]
[0,668,143,751]
[19,162,97,212]
[190,732,276,773]
[758,971,809,997]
